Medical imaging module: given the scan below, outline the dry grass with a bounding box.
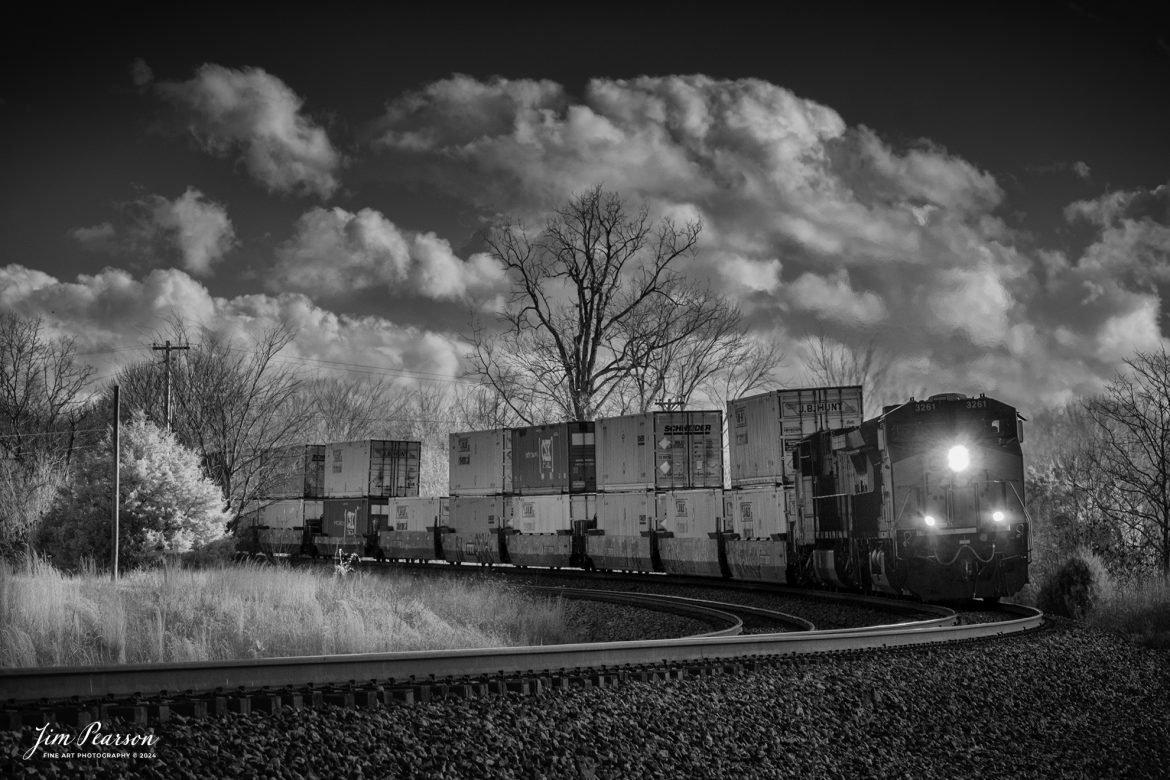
[0,557,574,668]
[1087,574,1170,650]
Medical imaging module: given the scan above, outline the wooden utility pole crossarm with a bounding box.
[153,340,189,431]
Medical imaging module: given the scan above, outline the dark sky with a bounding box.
[2,1,1168,408]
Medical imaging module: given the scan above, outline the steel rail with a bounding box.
[526,586,816,632]
[0,603,1042,704]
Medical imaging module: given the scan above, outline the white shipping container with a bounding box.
[597,492,656,537]
[596,411,724,491]
[510,494,598,534]
[387,496,450,532]
[656,489,723,539]
[324,440,420,498]
[728,386,863,487]
[723,486,787,539]
[239,499,323,529]
[449,429,512,495]
[258,499,307,529]
[449,495,509,537]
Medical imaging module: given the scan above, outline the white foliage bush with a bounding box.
[38,414,230,571]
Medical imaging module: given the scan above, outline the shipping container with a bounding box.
[728,386,863,487]
[322,498,388,538]
[238,499,324,530]
[509,494,597,534]
[262,444,326,499]
[597,491,656,537]
[441,497,503,564]
[511,422,596,494]
[596,411,724,491]
[449,429,512,495]
[448,495,508,536]
[723,486,787,539]
[724,539,788,583]
[324,440,420,498]
[656,489,723,539]
[383,496,449,533]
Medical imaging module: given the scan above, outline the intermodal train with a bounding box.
[236,389,1029,602]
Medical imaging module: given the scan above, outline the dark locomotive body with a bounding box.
[791,393,1029,600]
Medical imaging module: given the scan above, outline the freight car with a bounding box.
[790,393,1029,600]
[237,393,1028,603]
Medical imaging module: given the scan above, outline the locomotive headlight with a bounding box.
[992,511,1006,523]
[923,515,937,527]
[947,445,970,472]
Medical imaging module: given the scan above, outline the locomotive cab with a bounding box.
[793,393,1030,601]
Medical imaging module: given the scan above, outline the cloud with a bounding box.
[1026,160,1093,179]
[157,64,342,198]
[369,74,1169,410]
[1064,183,1170,288]
[131,58,153,87]
[0,264,467,387]
[785,271,887,326]
[70,188,236,276]
[272,206,506,302]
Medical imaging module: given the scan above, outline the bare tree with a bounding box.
[117,322,312,520]
[473,187,702,422]
[614,285,780,413]
[0,313,95,462]
[0,313,98,560]
[1079,348,1170,577]
[299,376,411,443]
[800,333,914,416]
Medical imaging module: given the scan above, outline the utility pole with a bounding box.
[112,384,120,582]
[152,340,189,431]
[655,397,685,412]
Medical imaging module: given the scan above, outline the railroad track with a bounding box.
[0,585,1042,730]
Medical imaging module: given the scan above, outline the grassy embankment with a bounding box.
[1085,575,1170,649]
[1015,552,1170,649]
[0,557,574,667]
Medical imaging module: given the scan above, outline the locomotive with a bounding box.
[790,393,1029,600]
[238,391,1029,602]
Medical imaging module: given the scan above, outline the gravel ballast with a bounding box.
[4,621,1167,779]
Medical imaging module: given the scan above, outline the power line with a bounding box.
[0,427,108,441]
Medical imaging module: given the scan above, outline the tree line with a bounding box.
[2,187,1168,580]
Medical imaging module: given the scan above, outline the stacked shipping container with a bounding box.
[728,386,863,487]
[318,440,422,556]
[262,444,326,499]
[588,411,726,574]
[595,411,723,491]
[724,386,862,538]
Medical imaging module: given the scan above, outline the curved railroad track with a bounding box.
[0,582,1042,731]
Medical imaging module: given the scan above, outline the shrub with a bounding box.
[37,414,230,572]
[1037,548,1114,619]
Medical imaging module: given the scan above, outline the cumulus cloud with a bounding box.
[0,264,466,386]
[130,58,153,87]
[785,271,887,326]
[369,74,1167,409]
[272,206,506,302]
[157,64,342,198]
[70,188,236,276]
